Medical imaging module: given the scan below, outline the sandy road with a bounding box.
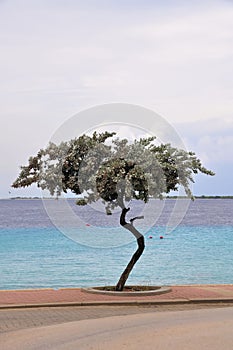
[1,306,233,350]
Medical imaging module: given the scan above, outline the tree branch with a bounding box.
[116,207,145,291]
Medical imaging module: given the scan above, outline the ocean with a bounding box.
[0,198,232,290]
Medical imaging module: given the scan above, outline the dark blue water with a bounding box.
[0,199,232,289]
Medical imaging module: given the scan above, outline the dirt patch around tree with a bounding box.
[82,285,172,296]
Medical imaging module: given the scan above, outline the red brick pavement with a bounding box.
[0,285,233,308]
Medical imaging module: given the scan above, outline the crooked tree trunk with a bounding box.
[115,208,145,291]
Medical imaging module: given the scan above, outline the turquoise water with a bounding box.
[0,199,233,289]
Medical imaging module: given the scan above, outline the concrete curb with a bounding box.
[82,286,171,296]
[1,298,233,310]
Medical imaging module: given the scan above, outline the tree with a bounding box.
[12,131,214,291]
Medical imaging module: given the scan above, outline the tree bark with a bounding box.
[115,208,145,291]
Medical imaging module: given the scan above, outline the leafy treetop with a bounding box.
[12,131,214,210]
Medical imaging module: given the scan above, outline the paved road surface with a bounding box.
[1,306,233,349]
[0,303,231,333]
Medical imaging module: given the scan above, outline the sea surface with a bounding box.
[0,198,232,290]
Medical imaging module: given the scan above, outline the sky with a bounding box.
[0,0,233,198]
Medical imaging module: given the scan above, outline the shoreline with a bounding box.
[1,195,233,200]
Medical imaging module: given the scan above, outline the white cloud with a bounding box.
[175,117,233,165]
[198,135,233,163]
[1,0,233,197]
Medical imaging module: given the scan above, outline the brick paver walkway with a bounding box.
[0,285,233,308]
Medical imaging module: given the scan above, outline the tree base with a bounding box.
[82,285,171,296]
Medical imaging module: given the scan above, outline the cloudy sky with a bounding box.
[1,0,233,198]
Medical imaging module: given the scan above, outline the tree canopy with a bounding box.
[12,131,214,210]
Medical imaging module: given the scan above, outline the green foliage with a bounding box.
[12,132,215,209]
[96,158,149,205]
[76,198,87,206]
